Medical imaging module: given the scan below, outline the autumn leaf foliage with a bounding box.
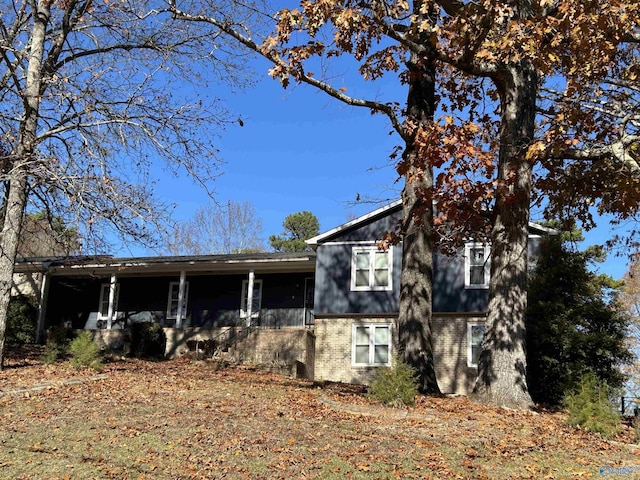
[257,0,640,236]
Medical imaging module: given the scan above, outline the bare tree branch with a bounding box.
[168,1,407,141]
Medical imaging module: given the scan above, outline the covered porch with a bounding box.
[17,252,316,346]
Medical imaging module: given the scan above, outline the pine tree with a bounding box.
[527,230,633,406]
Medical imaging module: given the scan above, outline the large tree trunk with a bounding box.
[397,42,440,394]
[0,1,50,368]
[399,180,440,394]
[474,61,536,407]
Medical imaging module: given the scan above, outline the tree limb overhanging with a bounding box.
[168,1,407,141]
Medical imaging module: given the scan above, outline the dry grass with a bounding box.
[0,347,638,479]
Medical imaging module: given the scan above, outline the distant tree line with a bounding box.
[166,202,320,255]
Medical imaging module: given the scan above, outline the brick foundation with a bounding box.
[164,327,315,379]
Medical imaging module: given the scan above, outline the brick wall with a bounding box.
[305,329,316,380]
[432,314,486,395]
[232,328,311,365]
[164,327,228,358]
[84,313,484,394]
[313,314,486,395]
[314,316,398,386]
[87,329,128,351]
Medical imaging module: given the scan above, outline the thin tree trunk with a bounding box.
[397,37,440,394]
[0,1,50,368]
[474,61,536,407]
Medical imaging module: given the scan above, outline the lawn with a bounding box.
[0,348,638,479]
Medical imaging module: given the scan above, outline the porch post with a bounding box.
[246,270,254,326]
[176,270,186,328]
[35,271,50,343]
[106,273,117,330]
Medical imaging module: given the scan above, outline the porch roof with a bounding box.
[14,252,316,277]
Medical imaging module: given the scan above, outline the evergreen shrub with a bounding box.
[69,331,103,371]
[7,295,38,345]
[129,322,166,358]
[565,373,621,439]
[42,326,72,364]
[368,357,419,407]
[42,343,61,364]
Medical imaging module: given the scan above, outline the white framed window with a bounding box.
[167,281,189,319]
[352,324,392,366]
[241,279,262,318]
[467,322,486,367]
[98,283,120,319]
[350,246,393,291]
[464,242,490,289]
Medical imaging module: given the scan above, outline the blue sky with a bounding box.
[139,64,405,250]
[125,57,631,281]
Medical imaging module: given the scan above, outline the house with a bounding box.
[307,200,551,394]
[16,201,552,395]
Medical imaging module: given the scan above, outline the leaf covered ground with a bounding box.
[0,347,638,479]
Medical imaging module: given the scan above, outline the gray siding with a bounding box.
[433,237,542,312]
[314,207,403,315]
[315,244,489,314]
[314,243,402,315]
[314,205,545,315]
[329,209,402,242]
[433,251,487,312]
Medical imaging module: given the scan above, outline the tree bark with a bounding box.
[474,61,536,407]
[0,1,50,368]
[397,43,440,394]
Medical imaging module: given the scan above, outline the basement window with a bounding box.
[467,322,486,368]
[352,324,391,366]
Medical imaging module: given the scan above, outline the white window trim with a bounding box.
[464,242,490,289]
[467,322,485,368]
[240,279,262,318]
[98,282,119,320]
[352,323,392,367]
[350,246,393,292]
[167,281,189,320]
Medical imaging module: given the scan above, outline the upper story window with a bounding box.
[467,322,486,367]
[464,243,490,289]
[167,281,189,319]
[352,324,392,366]
[241,279,262,318]
[351,246,393,291]
[98,283,120,320]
